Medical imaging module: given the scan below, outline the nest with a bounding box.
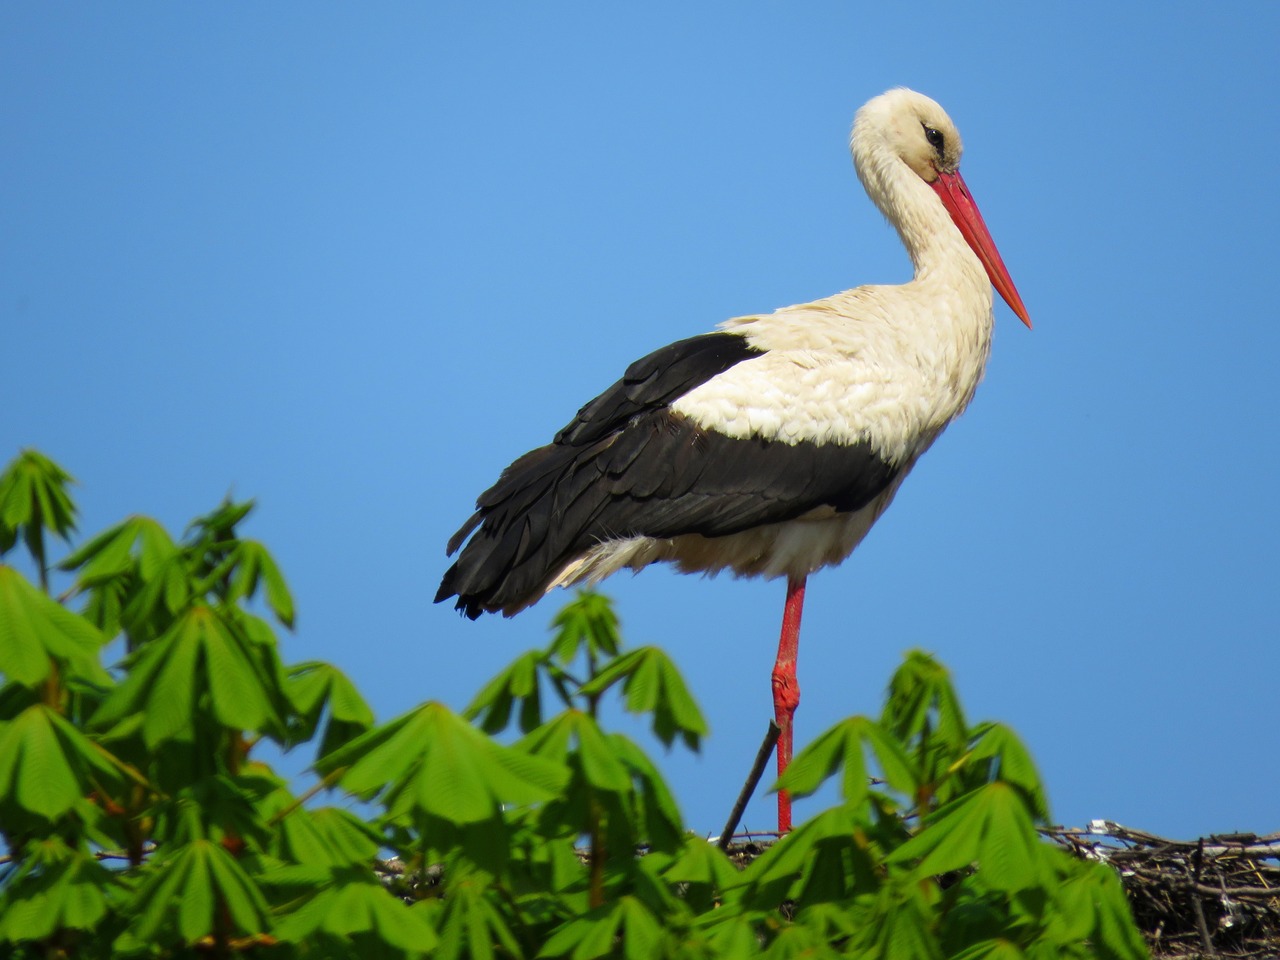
[376,822,1280,957]
[1048,822,1280,959]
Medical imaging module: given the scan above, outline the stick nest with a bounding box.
[1047,821,1280,959]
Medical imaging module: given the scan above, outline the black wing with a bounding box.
[436,332,900,618]
[555,332,765,445]
[441,332,762,556]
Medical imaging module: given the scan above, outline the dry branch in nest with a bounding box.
[1047,821,1280,959]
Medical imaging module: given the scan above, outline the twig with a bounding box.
[1186,856,1219,958]
[1125,864,1280,900]
[717,721,780,851]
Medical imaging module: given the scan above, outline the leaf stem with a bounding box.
[267,767,346,826]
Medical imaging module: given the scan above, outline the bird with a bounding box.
[436,88,1031,834]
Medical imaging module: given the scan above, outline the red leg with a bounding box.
[772,574,806,833]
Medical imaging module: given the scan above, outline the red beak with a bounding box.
[930,170,1032,329]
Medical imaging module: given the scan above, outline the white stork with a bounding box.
[437,88,1031,833]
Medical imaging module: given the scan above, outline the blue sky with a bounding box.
[4,3,1278,839]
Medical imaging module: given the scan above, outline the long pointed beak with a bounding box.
[930,170,1032,329]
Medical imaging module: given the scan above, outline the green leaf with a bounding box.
[60,516,183,640]
[0,837,121,944]
[549,590,621,663]
[778,718,864,800]
[147,773,275,853]
[697,910,766,957]
[127,839,272,944]
[0,565,109,686]
[61,514,177,580]
[464,647,546,735]
[570,711,632,793]
[949,941,1028,960]
[744,804,860,891]
[200,612,281,729]
[778,714,916,808]
[274,805,383,867]
[758,923,845,960]
[318,700,568,824]
[286,660,375,754]
[185,498,255,543]
[118,539,202,643]
[431,877,518,960]
[538,895,663,960]
[61,516,152,578]
[0,450,77,559]
[0,706,80,816]
[94,618,196,745]
[966,723,1050,822]
[607,733,685,850]
[882,649,969,754]
[1092,869,1150,960]
[790,900,864,945]
[890,782,1043,893]
[517,709,630,796]
[860,882,946,960]
[663,835,741,891]
[517,707,576,762]
[516,712,685,847]
[93,603,286,746]
[228,540,295,628]
[275,867,440,951]
[1043,859,1147,960]
[580,646,708,751]
[0,704,130,820]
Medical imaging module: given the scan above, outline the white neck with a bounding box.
[852,133,992,313]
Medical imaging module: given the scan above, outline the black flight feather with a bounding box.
[436,332,901,618]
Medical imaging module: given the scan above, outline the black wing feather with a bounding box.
[437,332,900,618]
[556,333,764,445]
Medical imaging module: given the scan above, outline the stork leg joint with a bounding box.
[771,662,800,715]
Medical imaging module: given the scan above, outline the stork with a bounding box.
[436,88,1031,833]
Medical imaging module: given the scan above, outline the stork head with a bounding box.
[859,88,965,181]
[852,88,1032,328]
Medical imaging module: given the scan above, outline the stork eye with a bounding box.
[922,124,945,153]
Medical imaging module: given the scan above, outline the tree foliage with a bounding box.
[0,450,1148,958]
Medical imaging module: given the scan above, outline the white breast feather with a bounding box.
[671,286,992,465]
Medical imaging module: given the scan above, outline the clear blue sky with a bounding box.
[4,3,1278,839]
